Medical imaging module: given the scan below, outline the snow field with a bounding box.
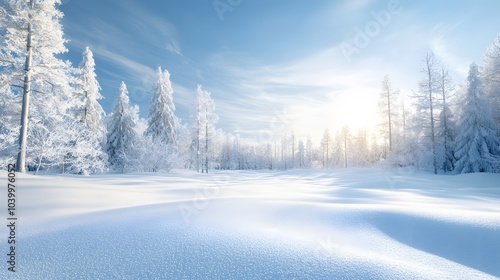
[0,168,499,279]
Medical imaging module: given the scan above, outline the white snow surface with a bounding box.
[1,168,499,279]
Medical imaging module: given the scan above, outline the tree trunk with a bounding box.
[426,55,438,175]
[205,118,209,174]
[16,0,35,173]
[387,87,392,151]
[344,134,348,168]
[34,155,43,175]
[441,68,449,173]
[197,122,200,173]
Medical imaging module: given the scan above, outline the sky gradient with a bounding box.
[58,0,500,141]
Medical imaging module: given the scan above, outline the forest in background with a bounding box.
[1,0,499,175]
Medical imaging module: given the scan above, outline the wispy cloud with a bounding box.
[430,18,471,77]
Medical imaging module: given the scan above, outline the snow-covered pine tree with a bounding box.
[143,67,178,172]
[44,46,109,175]
[78,46,105,138]
[105,82,139,172]
[145,66,178,146]
[1,0,77,173]
[455,63,500,173]
[483,34,500,126]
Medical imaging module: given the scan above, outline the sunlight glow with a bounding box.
[334,91,379,132]
[283,89,380,142]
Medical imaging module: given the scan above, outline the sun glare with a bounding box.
[284,91,379,142]
[334,91,379,132]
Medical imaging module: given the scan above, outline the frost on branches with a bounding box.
[0,0,98,173]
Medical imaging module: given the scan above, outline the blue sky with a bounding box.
[58,0,500,141]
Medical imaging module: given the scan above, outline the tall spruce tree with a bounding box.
[78,46,105,138]
[105,82,138,172]
[145,66,178,146]
[455,63,500,173]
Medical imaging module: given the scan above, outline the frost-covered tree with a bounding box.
[412,52,440,174]
[437,67,456,172]
[483,34,500,125]
[145,66,178,146]
[77,46,105,137]
[43,46,109,175]
[378,75,399,153]
[290,132,296,168]
[321,129,331,168]
[280,134,290,170]
[341,126,350,168]
[189,86,202,172]
[143,67,178,172]
[296,139,305,168]
[191,85,218,173]
[455,63,500,173]
[204,91,218,173]
[175,123,192,169]
[351,129,370,167]
[1,0,76,172]
[105,82,139,172]
[0,75,19,167]
[28,119,106,175]
[306,137,313,168]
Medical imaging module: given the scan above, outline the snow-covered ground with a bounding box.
[1,168,499,279]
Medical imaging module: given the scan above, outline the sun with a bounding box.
[282,90,380,142]
[331,91,379,133]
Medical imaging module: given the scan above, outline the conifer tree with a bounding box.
[455,63,500,173]
[145,66,178,146]
[483,34,500,125]
[78,46,105,138]
[105,82,138,172]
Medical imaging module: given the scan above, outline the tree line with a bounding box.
[1,1,499,174]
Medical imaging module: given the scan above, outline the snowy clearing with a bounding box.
[1,168,499,279]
